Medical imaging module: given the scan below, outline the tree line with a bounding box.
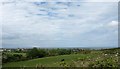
[2,47,92,63]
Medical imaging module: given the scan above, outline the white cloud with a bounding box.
[107,21,118,28]
[0,0,119,2]
[1,1,118,48]
[85,0,119,2]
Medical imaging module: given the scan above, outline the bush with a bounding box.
[2,53,26,63]
[27,47,47,59]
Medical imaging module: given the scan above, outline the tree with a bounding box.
[27,47,40,59]
[27,48,47,59]
[38,49,47,58]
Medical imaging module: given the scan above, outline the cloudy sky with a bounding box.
[1,0,119,48]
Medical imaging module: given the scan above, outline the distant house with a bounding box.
[8,49,11,52]
[0,49,3,52]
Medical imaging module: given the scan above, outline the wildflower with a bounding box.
[115,54,118,56]
[105,54,107,56]
[116,53,119,55]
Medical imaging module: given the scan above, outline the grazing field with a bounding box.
[3,54,98,67]
[3,48,119,67]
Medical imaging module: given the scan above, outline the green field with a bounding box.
[2,48,119,67]
[3,51,118,67]
[3,54,97,67]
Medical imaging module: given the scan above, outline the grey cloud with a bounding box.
[2,33,20,40]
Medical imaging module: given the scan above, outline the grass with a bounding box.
[3,48,119,67]
[3,53,99,67]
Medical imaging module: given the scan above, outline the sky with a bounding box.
[0,0,119,48]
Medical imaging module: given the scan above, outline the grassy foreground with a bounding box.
[3,49,119,67]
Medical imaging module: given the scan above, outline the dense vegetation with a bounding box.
[2,48,91,63]
[2,47,120,68]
